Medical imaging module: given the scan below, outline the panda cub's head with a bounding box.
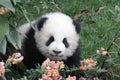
[34,12,80,61]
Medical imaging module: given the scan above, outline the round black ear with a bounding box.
[73,20,81,33]
[36,17,48,31]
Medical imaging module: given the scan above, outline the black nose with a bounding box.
[53,50,61,54]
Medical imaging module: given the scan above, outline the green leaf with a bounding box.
[0,0,15,12]
[6,27,21,49]
[5,68,11,72]
[97,68,107,73]
[113,74,120,78]
[12,0,21,5]
[0,16,9,43]
[105,58,114,64]
[22,8,36,31]
[0,38,7,54]
[12,78,15,80]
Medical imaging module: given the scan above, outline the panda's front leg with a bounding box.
[63,46,80,67]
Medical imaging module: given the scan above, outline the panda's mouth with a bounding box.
[50,54,63,57]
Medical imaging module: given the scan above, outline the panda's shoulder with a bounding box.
[17,21,36,42]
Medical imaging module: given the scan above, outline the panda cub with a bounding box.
[18,12,81,69]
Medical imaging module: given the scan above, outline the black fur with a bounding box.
[63,38,69,48]
[36,17,48,31]
[46,36,54,46]
[73,20,81,33]
[22,28,46,69]
[63,45,80,67]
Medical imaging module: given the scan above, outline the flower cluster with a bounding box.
[38,74,52,80]
[96,47,108,56]
[7,52,24,65]
[66,75,76,80]
[80,58,97,71]
[39,58,77,80]
[41,58,65,70]
[0,6,10,15]
[39,58,64,80]
[0,62,5,77]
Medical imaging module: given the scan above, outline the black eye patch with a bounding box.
[46,36,54,46]
[63,38,69,48]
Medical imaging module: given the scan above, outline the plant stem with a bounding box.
[107,28,120,51]
[112,42,120,49]
[20,7,36,31]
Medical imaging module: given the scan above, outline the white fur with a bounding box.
[34,12,79,60]
[17,21,36,42]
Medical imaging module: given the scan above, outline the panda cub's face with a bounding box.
[45,35,69,60]
[34,12,80,61]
